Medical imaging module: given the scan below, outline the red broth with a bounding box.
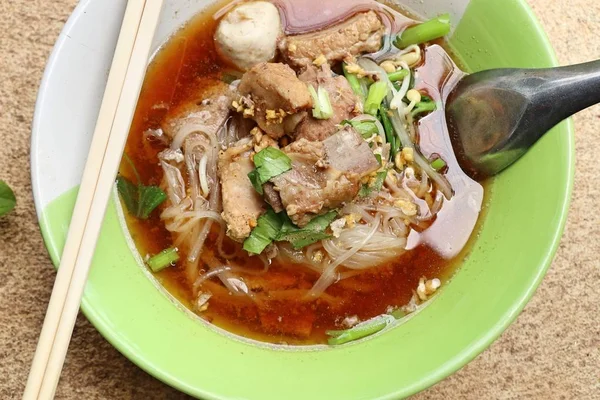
[121,0,488,345]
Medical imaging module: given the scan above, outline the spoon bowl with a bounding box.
[447,60,600,179]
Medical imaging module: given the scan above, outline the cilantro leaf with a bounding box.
[276,211,338,249]
[278,231,332,250]
[304,211,338,231]
[244,210,338,255]
[247,147,292,194]
[243,209,284,255]
[138,185,169,219]
[116,175,167,220]
[247,169,263,194]
[359,170,387,198]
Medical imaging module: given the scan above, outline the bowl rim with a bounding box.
[30,0,575,398]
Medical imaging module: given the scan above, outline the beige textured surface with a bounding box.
[0,1,598,399]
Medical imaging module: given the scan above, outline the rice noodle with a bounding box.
[308,216,381,298]
[160,160,186,205]
[172,122,210,150]
[391,61,410,111]
[198,154,210,197]
[193,266,232,291]
[395,44,421,61]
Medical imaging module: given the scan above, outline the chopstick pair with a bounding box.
[23,1,164,399]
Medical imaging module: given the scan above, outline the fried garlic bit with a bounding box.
[265,108,288,125]
[394,148,415,171]
[251,127,278,152]
[416,277,441,301]
[313,54,328,67]
[394,199,418,217]
[232,96,255,117]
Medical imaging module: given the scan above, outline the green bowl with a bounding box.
[32,0,573,398]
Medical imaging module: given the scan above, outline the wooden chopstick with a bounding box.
[23,1,164,399]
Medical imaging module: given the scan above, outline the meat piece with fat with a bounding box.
[162,81,234,148]
[218,138,265,242]
[279,11,385,68]
[238,63,312,139]
[263,182,284,213]
[272,127,379,227]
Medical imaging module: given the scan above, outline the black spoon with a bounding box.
[446,60,598,179]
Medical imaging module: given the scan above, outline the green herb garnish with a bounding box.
[147,247,180,272]
[308,85,334,120]
[244,210,338,254]
[375,154,383,166]
[248,147,292,195]
[411,96,438,118]
[359,170,387,197]
[276,211,338,249]
[379,104,399,159]
[394,14,451,49]
[388,69,409,82]
[364,81,389,116]
[341,120,379,139]
[243,209,284,255]
[116,155,167,219]
[343,63,366,101]
[431,158,447,171]
[326,315,392,345]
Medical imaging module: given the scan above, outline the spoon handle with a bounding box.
[447,59,600,178]
[525,59,600,132]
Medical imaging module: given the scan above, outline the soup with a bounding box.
[120,0,485,345]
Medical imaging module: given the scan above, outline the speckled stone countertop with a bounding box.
[0,1,598,399]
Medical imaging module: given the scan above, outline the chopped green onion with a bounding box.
[0,181,16,217]
[308,85,334,120]
[388,69,409,82]
[379,105,399,159]
[375,154,383,166]
[341,120,379,139]
[364,81,389,116]
[394,14,452,49]
[243,209,283,255]
[326,316,391,345]
[431,158,447,171]
[147,248,180,272]
[411,99,437,118]
[343,63,366,100]
[248,147,292,194]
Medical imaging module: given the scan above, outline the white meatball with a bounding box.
[215,1,282,71]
